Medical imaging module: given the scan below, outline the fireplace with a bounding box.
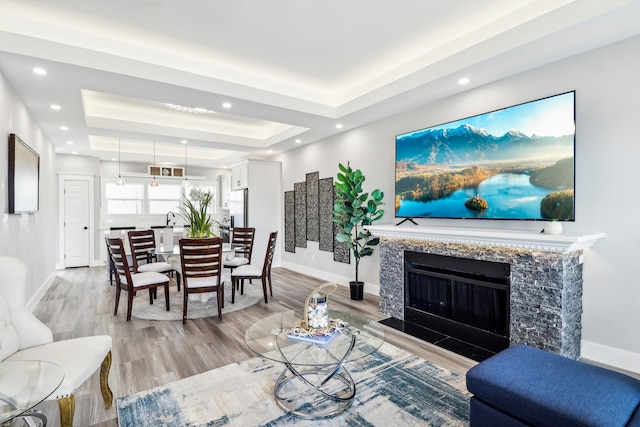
[369,225,604,362]
[404,251,510,355]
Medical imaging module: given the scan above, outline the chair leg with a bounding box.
[183,289,188,324]
[176,272,181,291]
[164,283,170,311]
[114,286,121,315]
[217,288,223,320]
[149,288,154,304]
[231,278,236,304]
[100,351,113,408]
[268,273,273,296]
[58,394,75,427]
[127,290,134,321]
[261,277,268,303]
[220,283,225,309]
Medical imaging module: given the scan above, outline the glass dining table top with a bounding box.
[245,309,385,367]
[152,242,245,256]
[0,360,64,423]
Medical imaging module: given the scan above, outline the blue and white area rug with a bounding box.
[116,342,470,426]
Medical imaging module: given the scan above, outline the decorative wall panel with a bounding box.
[306,172,319,242]
[319,177,334,252]
[294,182,307,248]
[333,186,351,264]
[284,191,295,253]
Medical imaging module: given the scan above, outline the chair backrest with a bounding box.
[261,231,278,276]
[0,256,53,362]
[179,237,223,287]
[127,229,156,272]
[231,227,255,261]
[105,237,134,290]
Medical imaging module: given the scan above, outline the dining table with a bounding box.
[152,242,246,301]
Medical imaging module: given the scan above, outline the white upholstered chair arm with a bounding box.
[11,308,54,349]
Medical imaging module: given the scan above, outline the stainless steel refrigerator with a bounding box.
[228,188,248,229]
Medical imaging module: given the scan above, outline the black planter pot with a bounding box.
[349,281,364,300]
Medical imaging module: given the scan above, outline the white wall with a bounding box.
[274,34,640,372]
[0,70,57,307]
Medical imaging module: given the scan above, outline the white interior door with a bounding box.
[64,179,90,267]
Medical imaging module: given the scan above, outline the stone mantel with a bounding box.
[372,225,605,359]
[366,225,604,253]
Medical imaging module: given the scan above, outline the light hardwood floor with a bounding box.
[31,265,477,426]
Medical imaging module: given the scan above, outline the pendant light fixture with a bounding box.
[116,138,126,186]
[182,140,191,189]
[150,141,159,187]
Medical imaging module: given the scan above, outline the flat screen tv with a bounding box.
[395,91,575,221]
[8,133,40,214]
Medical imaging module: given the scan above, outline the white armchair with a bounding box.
[0,256,113,427]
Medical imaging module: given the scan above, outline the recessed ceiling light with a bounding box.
[71,151,77,155]
[336,124,343,129]
[50,104,61,110]
[181,139,188,144]
[66,140,73,145]
[60,126,68,131]
[111,157,117,161]
[222,102,232,109]
[33,67,46,76]
[165,103,215,115]
[268,150,273,153]
[295,139,301,144]
[458,77,470,85]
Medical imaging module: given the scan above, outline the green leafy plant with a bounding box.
[178,187,215,238]
[332,162,385,284]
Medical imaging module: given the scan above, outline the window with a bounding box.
[148,183,181,214]
[105,182,144,214]
[103,178,216,217]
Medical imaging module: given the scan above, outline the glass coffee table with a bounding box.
[245,309,384,419]
[0,360,64,426]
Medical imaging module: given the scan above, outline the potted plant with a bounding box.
[178,187,216,238]
[332,162,385,300]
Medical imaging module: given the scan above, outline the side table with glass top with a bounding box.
[245,309,384,419]
[0,360,64,426]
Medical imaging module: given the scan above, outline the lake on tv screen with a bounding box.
[396,173,556,219]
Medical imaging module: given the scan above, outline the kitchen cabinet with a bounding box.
[218,173,231,209]
[231,162,248,190]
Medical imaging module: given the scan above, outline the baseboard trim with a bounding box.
[279,261,380,296]
[581,340,640,374]
[27,269,57,312]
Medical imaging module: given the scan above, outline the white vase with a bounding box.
[544,221,563,235]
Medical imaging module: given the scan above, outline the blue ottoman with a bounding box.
[466,344,640,426]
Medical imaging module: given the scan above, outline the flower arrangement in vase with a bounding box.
[178,187,216,238]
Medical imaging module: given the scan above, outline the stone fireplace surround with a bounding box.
[367,225,604,360]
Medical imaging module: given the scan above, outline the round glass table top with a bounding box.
[245,309,385,367]
[0,360,64,423]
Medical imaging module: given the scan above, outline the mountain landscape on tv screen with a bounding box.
[396,124,573,165]
[395,124,575,220]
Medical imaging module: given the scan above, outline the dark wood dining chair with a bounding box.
[223,227,255,288]
[107,226,135,285]
[179,237,225,324]
[128,229,179,290]
[231,231,278,304]
[105,237,170,321]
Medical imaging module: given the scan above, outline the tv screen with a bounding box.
[8,133,40,214]
[395,91,575,221]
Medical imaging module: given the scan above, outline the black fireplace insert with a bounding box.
[384,251,511,360]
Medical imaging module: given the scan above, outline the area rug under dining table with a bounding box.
[116,341,470,426]
[132,281,264,321]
